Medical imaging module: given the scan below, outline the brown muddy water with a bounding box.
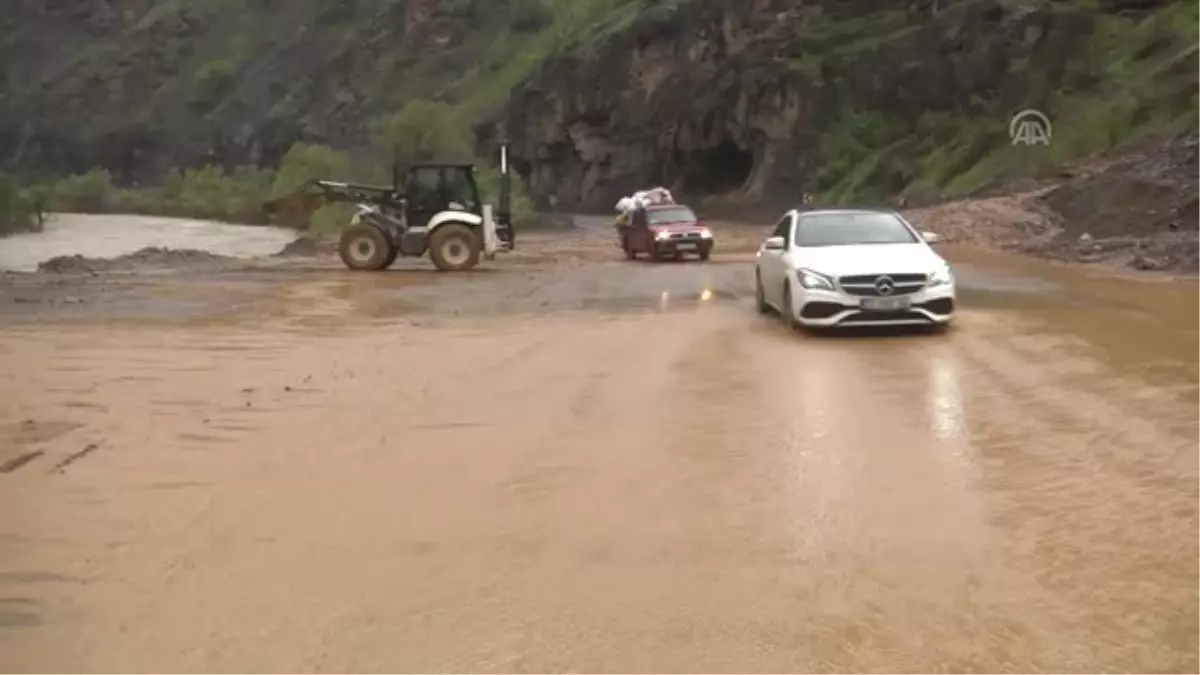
[0,216,1196,672]
[0,213,297,272]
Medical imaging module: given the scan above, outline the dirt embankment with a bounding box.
[909,137,1199,274]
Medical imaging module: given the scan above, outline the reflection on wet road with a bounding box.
[0,233,1196,672]
[927,352,970,442]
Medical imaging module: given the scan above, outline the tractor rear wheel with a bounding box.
[428,223,481,272]
[338,225,391,271]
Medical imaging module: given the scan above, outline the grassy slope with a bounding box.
[806,0,1199,203]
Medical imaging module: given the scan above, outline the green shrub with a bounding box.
[271,143,359,198]
[154,165,274,221]
[47,168,117,212]
[475,163,534,219]
[369,99,473,168]
[0,174,46,237]
[43,163,274,224]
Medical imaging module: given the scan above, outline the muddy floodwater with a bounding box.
[0,213,297,272]
[0,217,1196,672]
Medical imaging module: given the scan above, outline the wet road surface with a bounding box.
[0,221,1196,672]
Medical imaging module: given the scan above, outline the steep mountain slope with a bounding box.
[1,0,1195,216]
[496,0,1197,210]
[0,0,663,183]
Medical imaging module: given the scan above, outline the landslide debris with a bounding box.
[908,136,1199,274]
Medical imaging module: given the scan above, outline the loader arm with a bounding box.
[262,180,404,230]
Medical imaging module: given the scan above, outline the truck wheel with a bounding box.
[699,248,711,261]
[429,223,481,271]
[339,225,391,271]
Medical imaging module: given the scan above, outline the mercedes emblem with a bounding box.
[874,276,896,296]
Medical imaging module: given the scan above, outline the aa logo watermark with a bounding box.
[1010,109,1052,146]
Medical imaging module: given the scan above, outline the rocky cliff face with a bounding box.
[495,0,1196,211]
[0,0,479,183]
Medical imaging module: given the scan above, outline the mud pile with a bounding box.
[38,247,237,274]
[1040,137,1198,238]
[909,136,1199,275]
[1033,136,1199,272]
[905,192,1058,251]
[272,236,337,258]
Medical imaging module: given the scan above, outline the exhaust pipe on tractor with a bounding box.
[391,143,402,195]
[483,139,515,259]
[496,139,514,250]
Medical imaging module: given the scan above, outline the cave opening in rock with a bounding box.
[678,139,753,196]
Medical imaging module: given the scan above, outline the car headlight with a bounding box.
[797,268,834,291]
[655,230,670,240]
[928,265,954,287]
[699,228,712,238]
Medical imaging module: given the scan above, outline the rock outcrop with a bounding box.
[494,0,1193,211]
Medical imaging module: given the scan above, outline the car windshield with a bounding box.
[794,212,917,246]
[648,206,696,224]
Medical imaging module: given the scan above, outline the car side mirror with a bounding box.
[921,231,940,244]
[763,236,786,251]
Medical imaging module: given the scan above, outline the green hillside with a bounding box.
[0,0,1195,233]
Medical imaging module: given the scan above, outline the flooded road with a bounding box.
[0,213,297,272]
[0,218,1196,672]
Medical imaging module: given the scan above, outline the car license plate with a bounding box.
[676,242,696,250]
[861,296,911,311]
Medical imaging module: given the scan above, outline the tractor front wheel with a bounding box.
[429,223,482,271]
[338,225,392,271]
[382,245,399,269]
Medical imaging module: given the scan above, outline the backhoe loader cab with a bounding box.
[267,142,516,272]
[402,162,483,224]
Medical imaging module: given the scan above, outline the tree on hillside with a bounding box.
[270,143,356,197]
[369,100,472,169]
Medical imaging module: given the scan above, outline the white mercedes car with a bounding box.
[754,207,956,329]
